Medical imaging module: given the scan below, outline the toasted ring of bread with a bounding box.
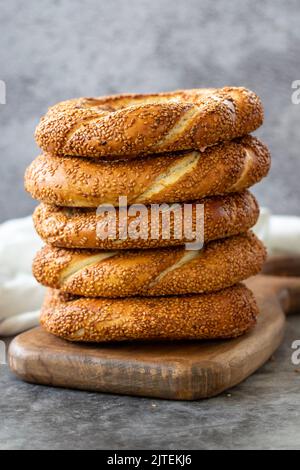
[33,191,259,250]
[26,135,270,207]
[35,87,263,159]
[33,232,266,298]
[40,284,258,342]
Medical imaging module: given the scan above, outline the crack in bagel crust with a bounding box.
[63,115,109,150]
[147,249,202,288]
[134,151,200,202]
[60,252,117,283]
[230,147,253,191]
[152,107,202,148]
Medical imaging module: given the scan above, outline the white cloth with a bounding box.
[0,216,44,336]
[253,208,300,255]
[0,211,299,337]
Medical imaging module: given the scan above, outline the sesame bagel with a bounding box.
[25,135,270,207]
[40,283,258,342]
[33,232,266,298]
[35,87,263,159]
[33,191,259,250]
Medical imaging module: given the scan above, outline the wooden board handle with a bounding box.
[262,255,300,315]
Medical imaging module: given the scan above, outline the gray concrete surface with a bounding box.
[1,0,300,451]
[0,0,300,221]
[1,315,300,450]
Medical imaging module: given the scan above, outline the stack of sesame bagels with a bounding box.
[25,87,270,343]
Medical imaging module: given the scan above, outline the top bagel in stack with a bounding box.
[34,87,263,159]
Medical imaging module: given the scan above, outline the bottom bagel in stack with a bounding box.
[40,284,258,342]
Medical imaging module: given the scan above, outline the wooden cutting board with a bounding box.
[8,257,300,400]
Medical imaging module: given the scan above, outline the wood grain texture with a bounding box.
[8,258,300,400]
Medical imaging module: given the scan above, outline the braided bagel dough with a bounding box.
[25,135,270,207]
[33,191,259,250]
[33,232,266,297]
[35,87,263,159]
[40,284,258,342]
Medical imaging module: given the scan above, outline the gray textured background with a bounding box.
[1,0,300,222]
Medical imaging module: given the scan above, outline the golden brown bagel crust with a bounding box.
[35,87,263,159]
[25,135,270,207]
[33,232,266,297]
[33,191,259,249]
[40,284,258,342]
